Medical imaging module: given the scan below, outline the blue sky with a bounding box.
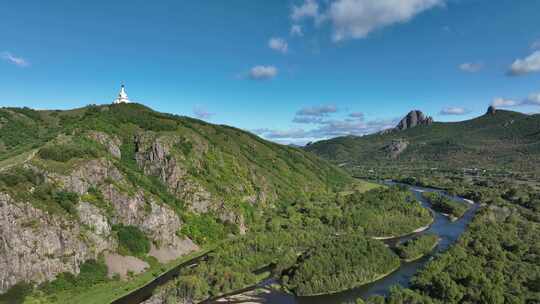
[1,0,540,144]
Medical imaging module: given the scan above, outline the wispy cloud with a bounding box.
[492,97,521,107]
[291,0,445,42]
[254,104,397,145]
[291,0,320,21]
[290,24,304,37]
[193,106,215,119]
[348,112,364,119]
[296,105,338,116]
[491,92,540,108]
[531,39,540,50]
[508,51,540,76]
[525,92,540,106]
[253,116,398,145]
[248,65,278,80]
[268,37,288,54]
[459,62,483,73]
[439,107,470,115]
[293,116,324,124]
[1,51,29,67]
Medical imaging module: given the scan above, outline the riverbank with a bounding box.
[295,264,401,297]
[371,216,434,241]
[400,237,440,263]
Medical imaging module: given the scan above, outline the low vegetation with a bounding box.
[180,213,239,245]
[283,235,400,296]
[395,234,439,262]
[114,225,151,257]
[338,186,432,237]
[422,192,468,220]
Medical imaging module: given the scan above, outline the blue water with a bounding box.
[259,184,479,304]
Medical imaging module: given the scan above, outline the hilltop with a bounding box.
[0,103,351,294]
[306,107,540,172]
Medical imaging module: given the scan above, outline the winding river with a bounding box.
[257,183,480,303]
[114,183,479,304]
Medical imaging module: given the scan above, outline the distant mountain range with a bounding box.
[306,107,540,172]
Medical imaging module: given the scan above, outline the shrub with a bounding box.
[53,191,79,215]
[39,260,108,294]
[0,282,33,304]
[180,213,238,245]
[38,142,99,162]
[114,225,151,257]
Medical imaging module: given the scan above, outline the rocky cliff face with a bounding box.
[0,193,112,292]
[134,132,247,232]
[384,139,409,159]
[395,110,433,131]
[0,103,350,295]
[0,136,198,293]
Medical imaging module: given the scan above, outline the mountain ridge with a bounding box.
[306,107,540,172]
[0,103,352,293]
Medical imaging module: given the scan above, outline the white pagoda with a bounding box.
[113,84,131,104]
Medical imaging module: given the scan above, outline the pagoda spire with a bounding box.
[113,83,131,104]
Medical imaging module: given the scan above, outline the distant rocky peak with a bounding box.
[486,105,497,115]
[395,110,433,131]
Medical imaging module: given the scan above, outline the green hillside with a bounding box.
[306,109,540,172]
[0,103,351,229]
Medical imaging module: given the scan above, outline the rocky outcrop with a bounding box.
[395,110,433,131]
[134,133,217,213]
[133,132,249,235]
[486,105,497,115]
[88,131,122,159]
[99,184,198,258]
[77,201,112,236]
[384,139,409,159]
[49,158,124,195]
[0,193,110,293]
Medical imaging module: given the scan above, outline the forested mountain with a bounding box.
[0,103,351,295]
[306,107,540,172]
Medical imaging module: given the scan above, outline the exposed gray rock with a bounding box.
[395,110,433,131]
[0,193,107,293]
[134,133,217,214]
[99,184,198,256]
[384,139,409,159]
[88,131,122,158]
[49,158,124,195]
[104,252,149,280]
[77,201,111,236]
[218,210,247,235]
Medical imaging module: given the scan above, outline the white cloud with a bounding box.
[296,105,338,116]
[1,51,29,67]
[268,37,288,53]
[531,40,540,50]
[254,107,399,145]
[439,107,469,115]
[290,24,304,37]
[327,0,444,41]
[491,91,540,108]
[248,65,278,80]
[193,106,214,119]
[459,62,483,73]
[492,97,521,108]
[348,112,364,118]
[293,116,324,124]
[253,128,308,139]
[508,51,540,76]
[525,92,540,105]
[291,0,320,21]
